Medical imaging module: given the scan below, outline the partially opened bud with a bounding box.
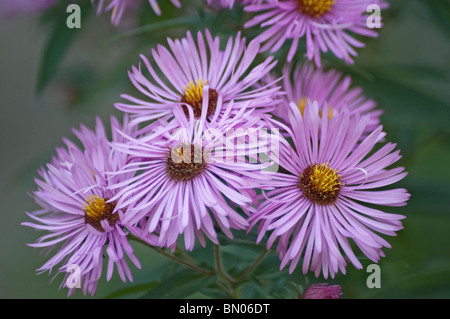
[303,283,343,299]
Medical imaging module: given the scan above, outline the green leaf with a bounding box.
[238,278,272,299]
[329,65,450,128]
[140,269,215,299]
[216,225,261,247]
[423,0,450,39]
[104,16,203,45]
[374,64,449,82]
[104,282,159,299]
[363,260,450,299]
[36,1,92,94]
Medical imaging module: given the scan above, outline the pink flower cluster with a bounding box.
[24,1,409,298]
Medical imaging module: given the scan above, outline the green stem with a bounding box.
[239,249,270,281]
[129,234,214,276]
[175,247,197,265]
[214,245,237,286]
[215,280,233,298]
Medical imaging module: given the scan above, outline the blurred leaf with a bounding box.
[38,1,66,26]
[238,278,273,298]
[70,54,131,111]
[199,287,229,299]
[364,260,450,298]
[403,178,450,216]
[210,8,231,34]
[104,16,203,45]
[222,244,264,261]
[374,64,449,82]
[36,1,92,94]
[267,277,297,298]
[216,228,260,247]
[423,0,450,39]
[104,282,158,299]
[140,269,214,299]
[249,253,289,281]
[332,65,450,128]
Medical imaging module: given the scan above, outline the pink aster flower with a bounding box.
[244,0,386,66]
[92,0,139,25]
[249,101,410,279]
[22,117,150,296]
[267,62,381,134]
[303,283,342,299]
[115,29,279,129]
[109,104,269,251]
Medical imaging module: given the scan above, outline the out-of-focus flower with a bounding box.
[92,0,181,25]
[22,117,153,296]
[148,0,181,15]
[115,29,279,129]
[249,101,409,279]
[303,283,342,299]
[264,62,381,135]
[0,0,56,17]
[244,0,387,66]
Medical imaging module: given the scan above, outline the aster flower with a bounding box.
[244,0,386,66]
[109,103,270,251]
[267,62,381,134]
[92,0,139,25]
[115,29,279,129]
[302,283,342,299]
[249,101,410,279]
[22,117,150,296]
[92,0,181,25]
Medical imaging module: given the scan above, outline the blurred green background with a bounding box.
[0,0,449,298]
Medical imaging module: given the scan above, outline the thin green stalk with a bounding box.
[130,234,214,276]
[239,250,270,281]
[175,246,197,265]
[214,245,237,286]
[215,279,233,298]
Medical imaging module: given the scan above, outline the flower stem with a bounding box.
[239,249,270,281]
[214,245,237,286]
[153,247,215,275]
[175,246,197,265]
[129,234,214,276]
[215,280,233,298]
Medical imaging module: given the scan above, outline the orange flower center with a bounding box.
[296,0,335,18]
[166,144,207,182]
[180,79,218,118]
[299,163,341,205]
[83,195,118,232]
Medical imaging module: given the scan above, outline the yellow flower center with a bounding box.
[296,0,335,18]
[180,79,218,118]
[299,163,341,205]
[83,195,118,232]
